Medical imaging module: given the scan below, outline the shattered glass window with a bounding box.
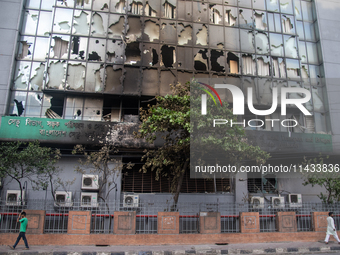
[37,11,52,36]
[46,60,66,90]
[29,63,45,91]
[73,10,90,35]
[50,35,70,59]
[53,8,73,34]
[9,91,27,117]
[22,10,39,35]
[13,61,31,90]
[66,62,86,91]
[91,12,108,37]
[17,37,34,60]
[177,23,192,46]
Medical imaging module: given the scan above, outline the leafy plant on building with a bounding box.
[302,155,340,204]
[135,81,270,209]
[0,141,61,204]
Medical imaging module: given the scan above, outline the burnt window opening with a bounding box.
[161,45,175,68]
[194,49,209,71]
[130,1,143,15]
[12,99,25,117]
[145,2,157,16]
[46,96,64,118]
[115,0,126,13]
[122,97,139,122]
[210,5,222,24]
[152,49,158,65]
[18,41,32,59]
[247,173,277,194]
[227,52,239,74]
[125,42,141,65]
[103,96,121,122]
[88,51,102,61]
[210,50,225,72]
[72,36,79,55]
[164,1,176,19]
[52,37,69,58]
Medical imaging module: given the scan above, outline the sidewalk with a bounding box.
[1,241,340,255]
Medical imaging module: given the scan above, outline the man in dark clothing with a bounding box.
[8,211,29,250]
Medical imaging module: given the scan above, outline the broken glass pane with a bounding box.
[177,46,193,70]
[86,63,104,92]
[225,6,238,26]
[145,1,158,17]
[107,39,125,64]
[284,35,297,58]
[162,0,176,19]
[66,62,85,91]
[144,19,160,42]
[210,50,225,72]
[178,0,192,21]
[306,42,319,64]
[257,55,271,76]
[296,21,304,39]
[257,78,273,105]
[194,49,209,71]
[193,2,208,23]
[242,54,256,75]
[194,24,208,46]
[22,10,39,35]
[108,15,125,38]
[227,52,240,74]
[88,38,106,61]
[75,0,92,9]
[254,11,267,30]
[29,62,45,91]
[41,94,53,118]
[160,70,176,96]
[9,91,27,116]
[282,15,295,34]
[266,0,279,12]
[225,27,240,51]
[34,37,49,60]
[105,65,123,93]
[91,12,108,37]
[37,11,52,36]
[84,98,103,121]
[110,0,126,13]
[280,0,293,14]
[142,43,159,66]
[299,41,307,63]
[272,57,285,78]
[209,25,224,49]
[46,60,66,89]
[73,10,90,35]
[239,8,254,29]
[17,37,34,60]
[50,35,70,59]
[25,92,43,117]
[128,0,143,15]
[53,8,73,34]
[70,36,88,60]
[125,42,141,65]
[243,77,258,104]
[13,61,31,90]
[301,64,309,83]
[255,32,269,54]
[56,0,74,8]
[177,23,192,45]
[126,17,142,43]
[269,33,283,56]
[161,45,175,67]
[240,29,255,53]
[311,86,324,112]
[93,0,109,11]
[123,67,141,94]
[210,4,223,25]
[65,97,83,120]
[160,22,177,44]
[286,59,300,79]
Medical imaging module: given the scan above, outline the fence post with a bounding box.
[158,212,179,234]
[239,212,260,233]
[199,212,221,234]
[25,210,45,234]
[67,210,91,234]
[311,211,328,232]
[113,211,136,234]
[276,211,297,232]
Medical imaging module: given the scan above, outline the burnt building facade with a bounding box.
[0,0,338,205]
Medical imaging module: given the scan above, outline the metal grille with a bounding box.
[1,200,340,234]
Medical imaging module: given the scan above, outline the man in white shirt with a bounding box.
[325,212,340,244]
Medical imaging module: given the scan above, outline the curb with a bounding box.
[2,246,340,255]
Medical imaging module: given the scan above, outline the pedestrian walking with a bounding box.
[325,212,340,244]
[8,211,29,250]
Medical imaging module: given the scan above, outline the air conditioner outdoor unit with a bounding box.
[6,190,26,206]
[81,192,98,207]
[123,194,139,207]
[288,194,302,208]
[54,191,73,207]
[81,174,99,190]
[251,196,264,209]
[271,196,285,208]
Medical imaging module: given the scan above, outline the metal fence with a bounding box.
[1,200,340,234]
